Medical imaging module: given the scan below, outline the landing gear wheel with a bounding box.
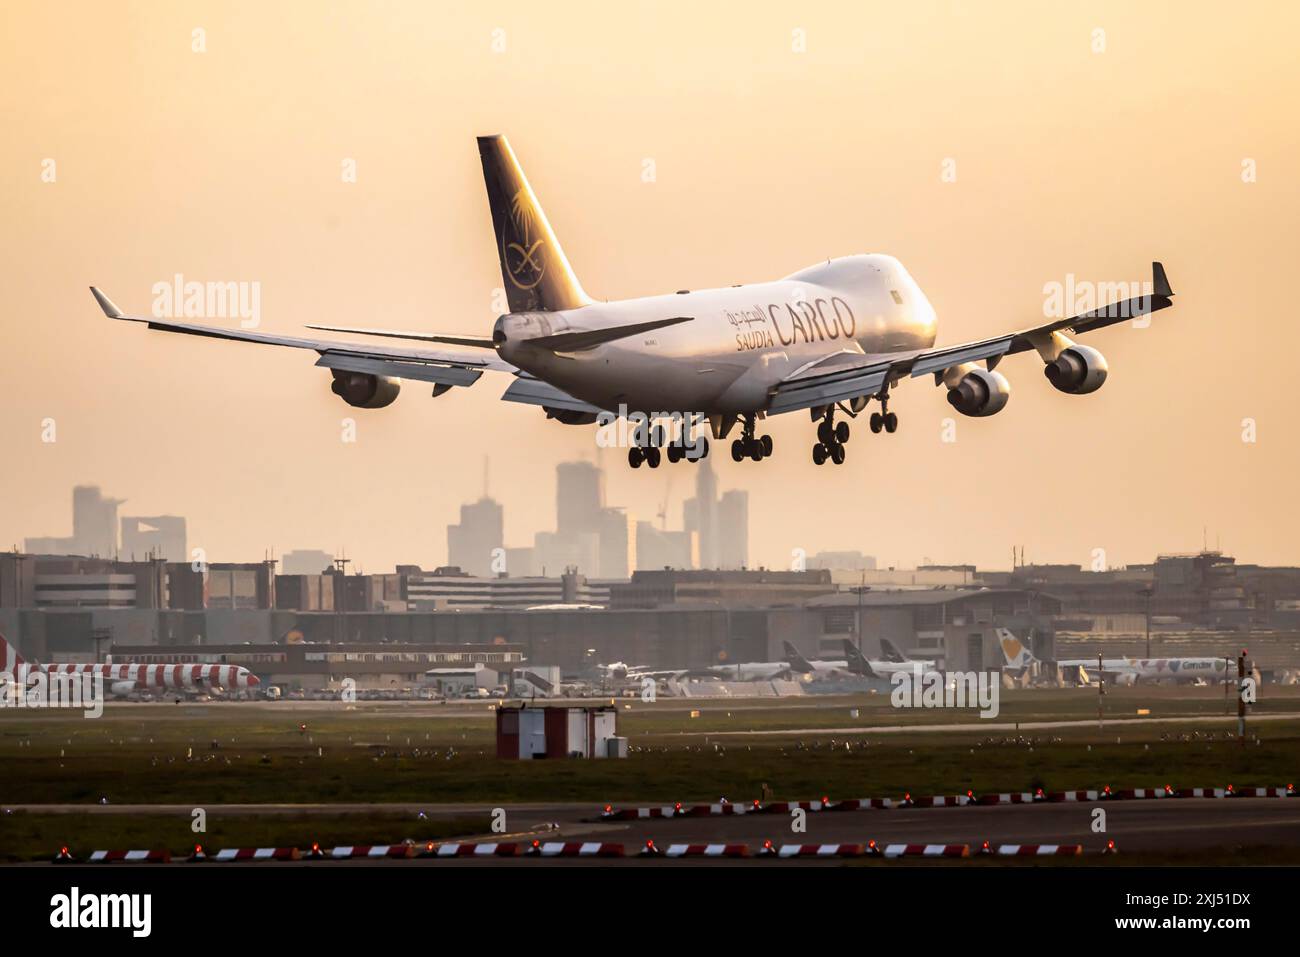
[869,412,884,434]
[628,447,644,469]
[749,440,763,462]
[830,442,846,465]
[687,436,709,462]
[817,420,835,445]
[645,446,662,468]
[667,444,683,464]
[731,439,745,462]
[884,412,898,433]
[650,425,666,448]
[812,444,827,465]
[760,434,773,457]
[835,421,850,444]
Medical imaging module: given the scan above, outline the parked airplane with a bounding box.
[781,639,937,679]
[840,639,938,678]
[998,630,1239,685]
[0,634,260,697]
[92,135,1176,468]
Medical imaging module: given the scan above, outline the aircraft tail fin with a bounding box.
[478,135,591,314]
[782,641,816,673]
[879,638,908,663]
[840,639,878,678]
[998,629,1037,669]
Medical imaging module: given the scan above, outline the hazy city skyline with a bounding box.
[4,2,1297,574]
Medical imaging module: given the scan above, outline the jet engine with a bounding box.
[110,680,138,696]
[544,407,599,425]
[330,370,401,408]
[1044,345,1108,395]
[946,368,1011,417]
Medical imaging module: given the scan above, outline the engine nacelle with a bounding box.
[947,368,1011,417]
[330,371,401,408]
[544,407,599,425]
[1044,345,1108,395]
[110,680,137,697]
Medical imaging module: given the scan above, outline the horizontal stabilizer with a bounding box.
[525,316,692,352]
[500,376,604,414]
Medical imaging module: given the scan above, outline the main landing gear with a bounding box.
[869,392,899,434]
[812,412,849,466]
[730,414,773,463]
[628,421,710,469]
[812,392,900,466]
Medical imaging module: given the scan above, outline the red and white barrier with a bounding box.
[880,843,969,858]
[430,842,522,857]
[987,844,1083,856]
[1112,788,1170,800]
[661,843,751,858]
[830,797,894,810]
[677,803,751,817]
[1048,790,1103,802]
[601,805,678,820]
[768,843,867,858]
[87,849,171,863]
[911,794,975,808]
[329,844,413,860]
[211,847,300,862]
[1231,786,1291,798]
[1178,787,1227,798]
[529,841,624,858]
[978,792,1037,806]
[759,799,831,814]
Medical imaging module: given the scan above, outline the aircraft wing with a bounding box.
[766,262,1173,414]
[907,261,1175,381]
[90,287,515,390]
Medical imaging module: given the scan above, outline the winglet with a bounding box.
[89,286,125,319]
[1152,262,1173,298]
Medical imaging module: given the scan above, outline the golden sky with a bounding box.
[2,0,1297,573]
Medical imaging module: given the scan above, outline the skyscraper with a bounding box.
[447,497,504,577]
[683,458,719,568]
[25,485,124,557]
[556,460,604,535]
[717,490,749,570]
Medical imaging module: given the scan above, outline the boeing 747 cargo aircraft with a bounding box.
[93,135,1175,468]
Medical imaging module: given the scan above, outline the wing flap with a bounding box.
[767,364,890,415]
[305,323,495,349]
[314,354,483,387]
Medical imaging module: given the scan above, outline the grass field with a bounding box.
[2,686,1294,807]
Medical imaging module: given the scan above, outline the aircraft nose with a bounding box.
[247,673,261,687]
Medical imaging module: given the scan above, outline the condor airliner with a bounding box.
[92,135,1175,468]
[998,630,1239,686]
[0,634,259,697]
